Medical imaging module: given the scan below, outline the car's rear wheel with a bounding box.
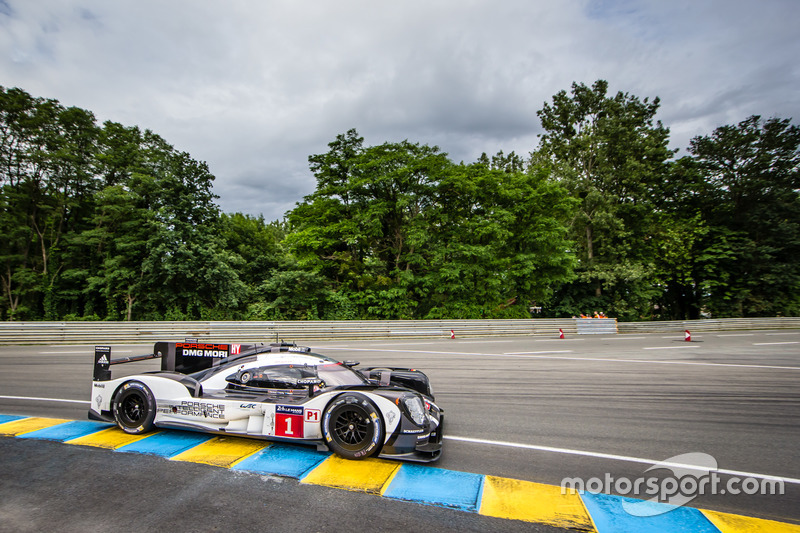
[113,381,156,434]
[322,394,383,459]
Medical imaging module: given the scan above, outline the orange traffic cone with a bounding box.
[685,330,691,342]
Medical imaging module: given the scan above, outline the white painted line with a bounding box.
[765,332,800,336]
[38,350,134,354]
[368,340,515,346]
[46,345,94,348]
[317,346,800,370]
[480,352,800,370]
[364,342,440,347]
[643,346,697,350]
[600,337,646,340]
[753,342,799,346]
[661,335,701,339]
[498,353,800,370]
[717,334,754,337]
[452,340,515,344]
[312,345,350,349]
[445,436,800,485]
[504,350,574,355]
[39,351,94,354]
[0,395,89,405]
[322,347,489,356]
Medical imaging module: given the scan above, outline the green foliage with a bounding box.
[687,116,800,317]
[420,162,577,318]
[284,130,577,319]
[0,87,248,320]
[537,80,677,319]
[1,84,797,322]
[256,268,332,320]
[0,87,102,320]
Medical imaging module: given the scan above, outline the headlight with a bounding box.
[402,395,426,426]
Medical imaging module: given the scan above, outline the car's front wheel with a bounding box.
[113,381,156,434]
[322,394,383,459]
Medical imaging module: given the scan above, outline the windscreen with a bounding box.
[316,363,368,388]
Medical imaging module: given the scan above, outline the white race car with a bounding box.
[89,341,443,461]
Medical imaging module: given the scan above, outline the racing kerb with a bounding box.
[2,415,798,532]
[2,317,800,344]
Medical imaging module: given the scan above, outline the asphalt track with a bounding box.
[1,331,799,531]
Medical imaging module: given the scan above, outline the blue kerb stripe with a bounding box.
[0,415,27,425]
[233,444,330,478]
[115,430,214,457]
[580,493,721,533]
[382,463,484,512]
[19,420,113,441]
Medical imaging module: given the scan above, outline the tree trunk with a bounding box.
[1,266,20,316]
[586,225,602,297]
[126,293,136,321]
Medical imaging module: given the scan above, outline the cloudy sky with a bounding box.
[2,1,798,221]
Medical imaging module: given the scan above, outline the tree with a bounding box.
[287,132,576,319]
[84,182,157,320]
[81,122,249,320]
[131,138,248,319]
[421,160,576,318]
[218,213,286,288]
[688,116,800,316]
[0,87,101,319]
[288,132,452,318]
[536,80,675,319]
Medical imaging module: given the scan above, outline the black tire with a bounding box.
[322,394,384,460]
[113,381,156,434]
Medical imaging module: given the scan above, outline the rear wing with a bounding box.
[93,341,310,381]
[93,346,160,381]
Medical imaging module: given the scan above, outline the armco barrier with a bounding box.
[0,319,576,345]
[0,317,798,345]
[575,318,618,334]
[617,317,800,333]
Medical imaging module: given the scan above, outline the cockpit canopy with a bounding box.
[226,364,317,389]
[225,362,367,391]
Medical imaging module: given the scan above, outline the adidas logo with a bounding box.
[97,354,109,366]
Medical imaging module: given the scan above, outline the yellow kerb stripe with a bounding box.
[479,475,596,531]
[170,436,267,468]
[66,427,155,449]
[0,417,69,437]
[301,455,401,494]
[702,509,800,533]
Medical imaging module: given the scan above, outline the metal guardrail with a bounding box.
[0,319,577,344]
[616,317,800,333]
[0,317,797,345]
[575,318,618,335]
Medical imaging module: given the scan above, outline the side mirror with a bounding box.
[342,360,360,368]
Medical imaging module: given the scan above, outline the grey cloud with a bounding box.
[1,0,798,220]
